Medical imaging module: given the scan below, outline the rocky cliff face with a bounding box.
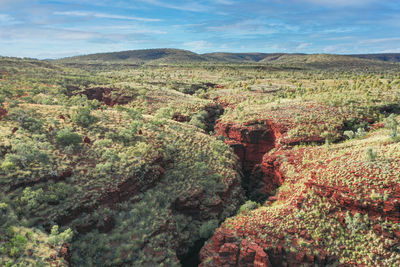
[214,120,283,202]
[200,118,400,266]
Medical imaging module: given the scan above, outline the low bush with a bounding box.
[56,128,82,147]
[48,225,73,246]
[1,139,49,170]
[7,108,43,133]
[239,200,259,213]
[199,219,219,239]
[71,106,98,127]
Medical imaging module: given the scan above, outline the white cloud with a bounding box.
[0,14,13,22]
[214,0,235,5]
[139,0,208,12]
[298,0,378,7]
[0,25,155,43]
[0,13,20,25]
[54,11,161,22]
[322,27,358,33]
[296,42,312,50]
[63,25,167,35]
[206,19,297,36]
[0,26,98,40]
[380,48,400,53]
[359,37,400,44]
[183,40,213,52]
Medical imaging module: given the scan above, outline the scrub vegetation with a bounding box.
[1,49,400,266]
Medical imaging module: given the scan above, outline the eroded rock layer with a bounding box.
[201,121,400,266]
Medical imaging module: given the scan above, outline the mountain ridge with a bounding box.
[53,48,400,68]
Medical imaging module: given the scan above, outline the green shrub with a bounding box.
[20,187,44,210]
[56,128,82,147]
[343,130,355,139]
[7,108,43,132]
[385,114,399,141]
[239,200,259,213]
[0,202,8,211]
[355,127,366,138]
[155,106,174,120]
[199,219,219,239]
[48,225,73,246]
[366,147,377,162]
[71,106,98,127]
[2,139,49,169]
[190,111,208,130]
[1,232,28,258]
[0,161,16,172]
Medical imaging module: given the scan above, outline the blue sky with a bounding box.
[0,0,399,58]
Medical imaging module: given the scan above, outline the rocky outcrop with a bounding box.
[200,231,271,266]
[200,229,337,267]
[0,107,7,120]
[215,120,282,202]
[175,176,244,266]
[74,87,133,106]
[214,120,277,173]
[54,157,166,231]
[306,181,400,223]
[201,119,339,266]
[172,113,191,122]
[201,115,400,266]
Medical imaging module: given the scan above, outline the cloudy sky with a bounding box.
[0,0,399,58]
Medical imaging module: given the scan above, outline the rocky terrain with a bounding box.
[1,52,400,266]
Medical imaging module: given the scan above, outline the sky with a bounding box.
[0,0,400,59]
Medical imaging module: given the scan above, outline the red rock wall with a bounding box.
[214,121,277,174]
[214,120,284,201]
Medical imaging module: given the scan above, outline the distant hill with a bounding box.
[57,48,208,64]
[348,53,400,62]
[259,53,393,69]
[55,48,400,69]
[203,52,279,62]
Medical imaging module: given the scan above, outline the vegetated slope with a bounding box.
[200,64,400,266]
[57,48,208,64]
[0,57,244,266]
[203,53,277,63]
[2,55,400,266]
[54,48,400,69]
[259,53,398,69]
[349,53,400,63]
[201,116,400,266]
